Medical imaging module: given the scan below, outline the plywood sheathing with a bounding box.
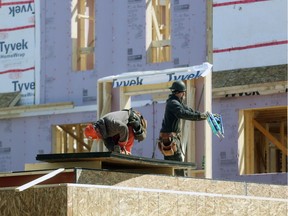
[0,186,67,216]
[3,169,286,198]
[0,182,287,216]
[0,92,21,108]
[75,169,287,199]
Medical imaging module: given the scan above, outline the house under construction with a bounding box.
[0,0,287,215]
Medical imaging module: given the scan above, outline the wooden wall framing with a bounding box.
[239,106,287,175]
[52,123,92,153]
[71,0,95,71]
[146,0,171,63]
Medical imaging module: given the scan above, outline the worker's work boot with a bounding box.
[113,145,121,153]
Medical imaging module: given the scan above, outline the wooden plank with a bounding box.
[151,4,161,41]
[100,82,112,117]
[185,80,195,163]
[123,82,171,96]
[35,152,197,170]
[205,0,213,178]
[25,161,102,171]
[238,110,245,175]
[245,111,254,174]
[58,125,90,150]
[0,92,21,108]
[78,0,86,70]
[120,87,131,109]
[30,151,197,175]
[265,124,270,172]
[252,119,288,156]
[0,102,73,114]
[280,121,286,172]
[151,39,171,48]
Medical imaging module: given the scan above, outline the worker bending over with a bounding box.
[85,108,147,155]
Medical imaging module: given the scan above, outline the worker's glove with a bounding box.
[200,112,209,120]
[118,141,127,147]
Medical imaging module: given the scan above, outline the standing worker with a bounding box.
[158,80,208,175]
[85,108,147,155]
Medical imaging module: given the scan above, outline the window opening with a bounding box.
[239,106,287,174]
[71,0,95,71]
[146,0,171,63]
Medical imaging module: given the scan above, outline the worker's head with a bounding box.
[169,81,186,100]
[84,124,101,140]
[169,81,186,93]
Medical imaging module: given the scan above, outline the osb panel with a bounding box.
[0,186,67,216]
[118,190,139,215]
[76,169,142,185]
[177,194,197,215]
[1,184,287,216]
[115,174,178,191]
[246,183,288,199]
[268,200,288,216]
[0,92,20,108]
[177,178,245,195]
[33,186,68,215]
[66,185,288,215]
[76,169,287,200]
[158,193,178,216]
[138,192,158,216]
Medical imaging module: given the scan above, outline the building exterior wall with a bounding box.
[213,0,287,71]
[0,0,286,185]
[212,0,287,184]
[0,1,209,172]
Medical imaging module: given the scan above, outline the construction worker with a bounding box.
[84,109,147,155]
[158,80,208,175]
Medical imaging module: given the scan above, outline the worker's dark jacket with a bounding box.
[160,94,203,133]
[94,109,146,148]
[94,110,130,144]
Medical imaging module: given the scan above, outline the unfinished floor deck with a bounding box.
[25,152,197,176]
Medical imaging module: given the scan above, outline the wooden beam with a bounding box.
[58,125,90,150]
[280,121,286,172]
[151,39,171,48]
[25,161,102,171]
[185,80,196,164]
[78,0,86,70]
[238,110,245,175]
[245,111,255,174]
[123,82,171,95]
[204,0,213,178]
[100,82,112,117]
[120,87,131,109]
[0,102,73,114]
[265,124,270,172]
[252,119,288,156]
[151,4,161,41]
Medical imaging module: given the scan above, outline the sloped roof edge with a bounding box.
[212,64,287,88]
